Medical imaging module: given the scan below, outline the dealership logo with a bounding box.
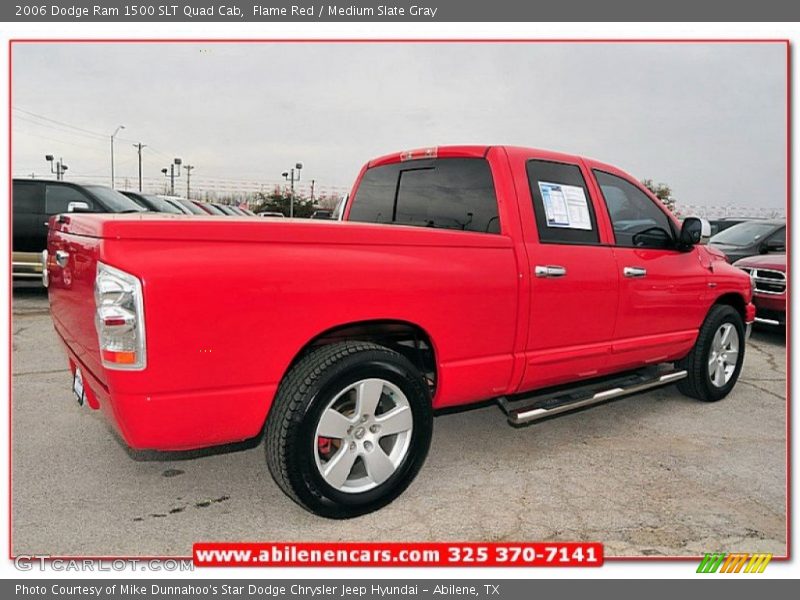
[696,552,772,573]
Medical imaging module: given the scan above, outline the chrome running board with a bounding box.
[498,367,688,425]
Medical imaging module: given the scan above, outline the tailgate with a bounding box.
[47,216,105,385]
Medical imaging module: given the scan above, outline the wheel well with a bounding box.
[713,293,746,321]
[289,320,437,394]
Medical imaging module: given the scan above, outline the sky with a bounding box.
[11,42,787,210]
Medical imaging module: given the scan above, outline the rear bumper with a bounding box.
[56,332,276,451]
[12,251,43,279]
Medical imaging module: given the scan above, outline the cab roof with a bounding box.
[366,145,628,177]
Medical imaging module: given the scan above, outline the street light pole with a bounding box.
[45,155,68,180]
[282,162,303,217]
[163,158,182,195]
[110,125,125,189]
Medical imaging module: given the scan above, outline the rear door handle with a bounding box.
[534,265,567,278]
[623,266,647,278]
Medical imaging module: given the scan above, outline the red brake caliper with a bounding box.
[317,437,333,457]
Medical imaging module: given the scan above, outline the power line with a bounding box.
[14,106,141,145]
[13,115,110,143]
[11,126,109,152]
[13,107,110,140]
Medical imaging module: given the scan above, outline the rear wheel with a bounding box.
[677,305,745,402]
[266,341,433,518]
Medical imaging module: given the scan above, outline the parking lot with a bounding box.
[11,283,787,558]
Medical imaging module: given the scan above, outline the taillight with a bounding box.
[94,262,146,370]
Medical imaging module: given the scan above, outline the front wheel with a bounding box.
[265,341,433,518]
[677,304,745,402]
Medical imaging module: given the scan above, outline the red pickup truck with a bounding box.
[46,145,755,518]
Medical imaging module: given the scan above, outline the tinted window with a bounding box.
[594,170,675,249]
[174,199,206,215]
[527,160,599,245]
[13,181,42,214]
[207,204,230,215]
[124,194,150,209]
[83,185,146,212]
[45,184,94,214]
[164,198,193,214]
[709,221,778,247]
[768,227,785,245]
[349,158,500,234]
[142,194,183,214]
[348,164,397,223]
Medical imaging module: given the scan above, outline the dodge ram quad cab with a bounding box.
[46,145,755,518]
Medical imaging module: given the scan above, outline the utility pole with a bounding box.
[133,142,147,191]
[184,164,195,200]
[310,179,315,205]
[110,125,125,189]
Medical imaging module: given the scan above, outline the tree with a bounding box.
[641,178,677,215]
[252,186,318,218]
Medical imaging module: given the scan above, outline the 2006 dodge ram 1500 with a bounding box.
[46,145,755,518]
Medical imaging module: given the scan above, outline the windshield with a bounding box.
[143,195,184,214]
[205,203,228,215]
[174,198,206,215]
[84,186,147,212]
[710,222,778,247]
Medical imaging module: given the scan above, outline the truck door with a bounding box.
[516,158,620,391]
[590,169,708,371]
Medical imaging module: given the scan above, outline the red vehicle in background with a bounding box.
[45,145,754,518]
[734,254,787,326]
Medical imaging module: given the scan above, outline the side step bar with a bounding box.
[754,317,782,327]
[498,367,688,425]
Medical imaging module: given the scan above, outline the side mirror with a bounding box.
[67,201,90,213]
[679,217,711,249]
[762,239,786,253]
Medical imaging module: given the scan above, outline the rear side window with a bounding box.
[526,160,599,245]
[594,170,675,249]
[45,184,94,214]
[13,181,43,214]
[349,158,500,234]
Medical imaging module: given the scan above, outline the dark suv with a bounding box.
[12,178,145,281]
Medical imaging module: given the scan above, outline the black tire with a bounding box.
[677,304,746,402]
[265,341,433,518]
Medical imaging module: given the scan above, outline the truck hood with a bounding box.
[733,253,786,271]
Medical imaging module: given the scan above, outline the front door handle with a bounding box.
[534,265,567,278]
[623,266,647,278]
[55,250,69,268]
